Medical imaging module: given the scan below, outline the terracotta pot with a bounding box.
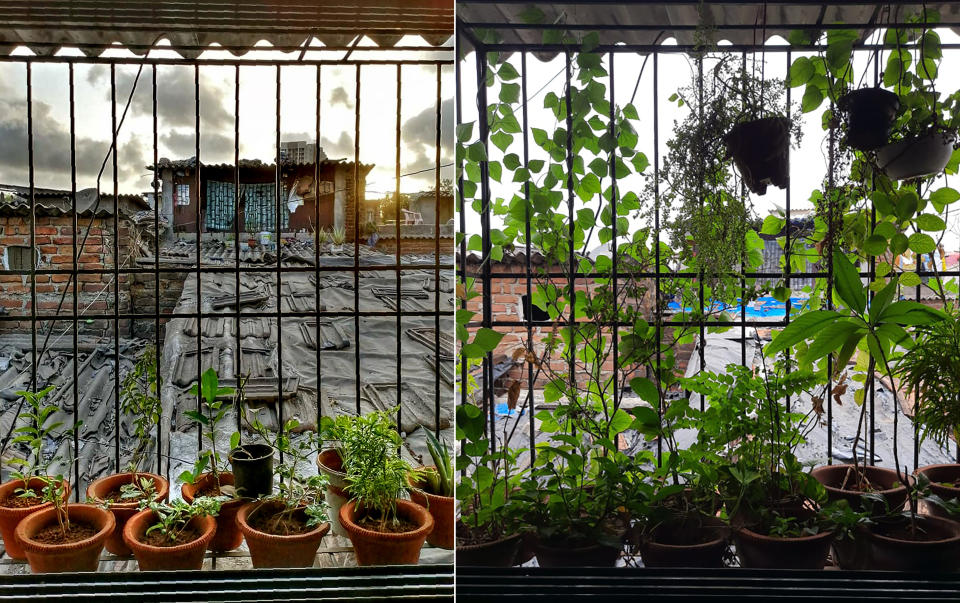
[916,463,960,519]
[877,130,957,180]
[236,501,330,568]
[811,464,909,513]
[734,525,834,569]
[339,499,433,565]
[864,514,960,572]
[838,87,900,151]
[534,537,621,567]
[0,477,70,560]
[724,116,790,195]
[456,532,522,567]
[16,503,114,573]
[181,472,244,552]
[86,472,169,555]
[316,448,349,536]
[640,516,729,568]
[123,508,216,571]
[409,469,453,549]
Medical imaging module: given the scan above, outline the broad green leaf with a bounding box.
[802,84,824,113]
[863,234,888,256]
[916,213,946,231]
[908,232,936,255]
[789,56,815,87]
[766,310,844,356]
[473,327,505,353]
[833,250,865,315]
[900,271,921,287]
[629,377,659,405]
[890,233,909,256]
[805,319,864,363]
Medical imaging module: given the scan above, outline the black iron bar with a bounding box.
[521,50,535,459]
[353,64,362,415]
[314,64,323,432]
[69,62,81,500]
[111,64,120,471]
[395,64,404,437]
[434,64,443,436]
[275,64,284,463]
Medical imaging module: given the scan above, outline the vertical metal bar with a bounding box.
[314,64,322,431]
[868,183,876,466]
[697,58,705,411]
[152,64,163,479]
[234,66,242,442]
[353,64,362,415]
[434,64,442,435]
[521,51,535,460]
[110,64,121,472]
[740,52,747,370]
[275,64,284,461]
[826,98,835,465]
[27,62,36,404]
[456,39,468,436]
[914,180,923,473]
[608,52,620,421]
[564,51,576,426]
[784,49,792,415]
[69,63,80,500]
[475,47,494,448]
[195,64,202,455]
[395,64,403,435]
[653,51,662,463]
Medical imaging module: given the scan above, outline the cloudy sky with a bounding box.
[0,37,453,198]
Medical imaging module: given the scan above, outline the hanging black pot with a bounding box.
[228,443,274,498]
[724,116,790,195]
[838,87,900,151]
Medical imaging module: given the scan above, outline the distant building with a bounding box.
[279,141,325,164]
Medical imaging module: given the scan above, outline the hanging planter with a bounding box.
[724,116,791,195]
[228,444,274,499]
[876,130,957,180]
[838,88,901,151]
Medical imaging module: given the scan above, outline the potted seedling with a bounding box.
[123,496,222,571]
[455,403,526,567]
[336,409,434,565]
[236,418,330,568]
[684,362,835,569]
[409,429,454,549]
[331,226,346,253]
[179,367,246,552]
[14,393,112,573]
[0,386,72,560]
[87,346,170,555]
[227,375,275,500]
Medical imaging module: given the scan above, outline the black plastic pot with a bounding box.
[724,116,790,195]
[838,87,900,151]
[228,444,274,498]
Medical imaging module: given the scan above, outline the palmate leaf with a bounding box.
[766,310,844,356]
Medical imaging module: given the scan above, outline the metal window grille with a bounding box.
[456,1,960,525]
[0,4,455,577]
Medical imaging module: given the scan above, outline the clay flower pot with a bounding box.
[639,516,729,568]
[236,501,330,568]
[181,472,244,552]
[316,448,349,536]
[16,503,114,573]
[86,472,169,555]
[0,477,70,560]
[864,514,960,572]
[409,469,454,549]
[456,531,522,567]
[339,499,434,565]
[123,508,216,571]
[534,538,622,567]
[811,464,909,513]
[916,463,960,518]
[734,525,834,569]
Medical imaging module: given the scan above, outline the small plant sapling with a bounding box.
[141,497,222,545]
[180,368,235,495]
[116,345,162,503]
[412,429,454,498]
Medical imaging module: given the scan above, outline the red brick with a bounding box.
[39,246,58,254]
[0,275,22,283]
[35,226,57,235]
[0,299,23,309]
[49,254,73,265]
[0,236,27,245]
[51,274,71,283]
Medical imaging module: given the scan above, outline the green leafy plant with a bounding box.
[412,429,453,497]
[316,227,330,246]
[5,385,61,490]
[141,497,222,545]
[181,368,235,491]
[331,226,346,246]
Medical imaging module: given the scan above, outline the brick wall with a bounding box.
[0,214,134,335]
[374,236,454,255]
[128,270,189,338]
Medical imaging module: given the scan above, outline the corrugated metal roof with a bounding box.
[0,183,150,216]
[458,2,960,56]
[0,0,454,57]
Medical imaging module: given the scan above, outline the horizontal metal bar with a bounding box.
[0,309,454,322]
[459,270,830,280]
[461,20,960,32]
[5,263,453,276]
[0,56,453,66]
[1,41,453,54]
[468,319,796,328]
[464,41,960,53]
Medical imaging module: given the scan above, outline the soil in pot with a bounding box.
[811,464,908,513]
[865,514,960,572]
[0,477,71,560]
[15,503,114,573]
[316,448,349,537]
[123,509,216,571]
[339,499,433,566]
[181,472,244,552]
[455,522,521,567]
[236,501,330,568]
[86,472,169,556]
[724,116,790,195]
[409,472,454,549]
[228,444,274,499]
[838,87,900,151]
[640,517,729,568]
